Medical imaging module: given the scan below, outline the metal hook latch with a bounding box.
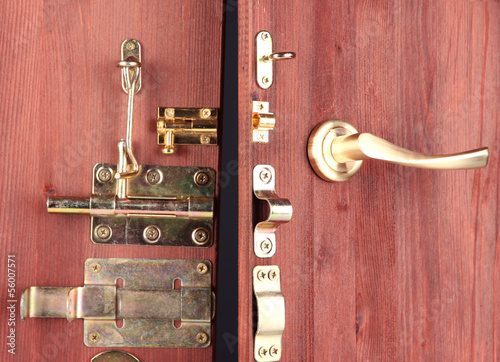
[115,39,142,180]
[253,165,293,258]
[46,40,216,247]
[256,31,296,89]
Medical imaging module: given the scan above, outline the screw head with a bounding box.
[90,263,102,274]
[95,224,112,241]
[257,102,264,111]
[125,42,136,50]
[200,108,211,118]
[261,32,269,41]
[200,135,211,145]
[257,269,267,281]
[269,346,280,357]
[88,331,101,343]
[268,269,278,281]
[258,347,269,357]
[143,225,161,243]
[97,167,113,183]
[197,262,208,274]
[165,108,175,118]
[192,228,209,245]
[146,169,162,185]
[262,76,270,84]
[196,332,208,344]
[260,239,272,254]
[259,169,272,183]
[194,171,210,186]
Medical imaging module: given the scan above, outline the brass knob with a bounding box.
[308,120,489,182]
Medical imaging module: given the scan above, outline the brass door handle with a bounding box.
[308,120,489,182]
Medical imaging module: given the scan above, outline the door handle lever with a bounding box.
[308,120,489,182]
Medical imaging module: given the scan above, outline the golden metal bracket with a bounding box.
[256,31,295,89]
[21,259,214,348]
[253,266,285,362]
[308,120,489,182]
[252,101,275,143]
[253,165,293,258]
[157,107,218,155]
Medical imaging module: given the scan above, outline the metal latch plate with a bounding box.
[21,258,214,348]
[91,164,215,246]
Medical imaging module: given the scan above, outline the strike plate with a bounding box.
[253,165,293,257]
[21,258,214,348]
[254,266,285,361]
[91,164,214,246]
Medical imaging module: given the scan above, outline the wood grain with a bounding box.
[0,1,223,361]
[238,1,499,360]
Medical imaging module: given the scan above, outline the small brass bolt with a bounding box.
[200,135,211,145]
[95,225,112,241]
[268,269,278,281]
[258,347,269,357]
[192,228,209,245]
[97,168,113,183]
[269,346,280,357]
[90,263,102,274]
[88,331,101,343]
[259,169,272,183]
[262,76,270,84]
[257,269,267,281]
[143,225,161,243]
[146,169,162,185]
[194,171,210,186]
[197,263,208,274]
[261,32,269,41]
[260,239,272,254]
[200,108,211,118]
[196,332,208,344]
[125,42,136,50]
[165,108,175,118]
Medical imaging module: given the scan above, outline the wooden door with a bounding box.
[238,1,499,360]
[0,1,223,361]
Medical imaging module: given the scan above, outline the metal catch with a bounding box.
[253,165,293,257]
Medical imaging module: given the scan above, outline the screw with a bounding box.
[97,168,113,183]
[268,269,278,281]
[146,169,162,185]
[260,239,272,254]
[196,332,208,344]
[194,171,210,186]
[269,346,280,357]
[262,76,270,84]
[197,263,208,274]
[257,269,267,281]
[95,224,112,241]
[90,263,102,274]
[143,225,161,243]
[125,42,136,50]
[88,331,101,343]
[259,169,272,183]
[261,32,269,41]
[192,228,209,245]
[165,108,175,118]
[200,135,211,145]
[200,108,211,118]
[257,102,264,111]
[258,347,269,357]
